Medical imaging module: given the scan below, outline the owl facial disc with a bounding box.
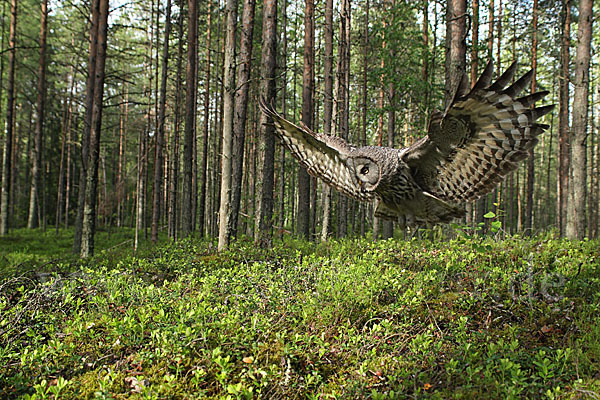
[351,157,380,192]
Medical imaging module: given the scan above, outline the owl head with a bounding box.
[349,156,381,193]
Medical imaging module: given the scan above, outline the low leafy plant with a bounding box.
[1,232,599,398]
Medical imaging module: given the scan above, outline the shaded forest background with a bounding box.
[0,0,597,256]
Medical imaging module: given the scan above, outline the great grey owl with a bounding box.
[258,61,553,226]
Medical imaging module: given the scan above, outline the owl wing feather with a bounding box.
[403,61,554,202]
[258,97,374,201]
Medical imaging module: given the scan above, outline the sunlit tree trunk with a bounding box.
[218,0,238,250]
[320,0,334,242]
[255,0,277,246]
[230,0,255,239]
[297,0,314,240]
[567,0,592,239]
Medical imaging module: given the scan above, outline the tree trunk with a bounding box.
[218,0,238,250]
[255,0,277,246]
[73,0,100,252]
[196,0,212,236]
[230,0,256,238]
[320,0,334,242]
[465,0,478,228]
[0,0,17,235]
[277,0,288,236]
[567,0,592,239]
[524,0,537,236]
[151,0,172,242]
[80,0,109,258]
[27,0,48,229]
[297,0,314,240]
[169,0,185,239]
[182,0,198,236]
[382,84,395,239]
[337,0,350,238]
[444,0,467,106]
[558,0,571,236]
[56,64,77,233]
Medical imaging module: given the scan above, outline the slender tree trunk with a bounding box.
[0,0,17,235]
[297,0,314,240]
[151,0,172,242]
[359,0,369,236]
[255,0,277,246]
[197,0,212,236]
[524,0,538,236]
[558,0,571,236]
[337,0,350,238]
[27,0,48,229]
[169,0,185,239]
[320,0,334,242]
[218,0,238,250]
[74,0,100,252]
[382,85,395,238]
[277,0,288,235]
[56,65,77,233]
[182,0,198,236]
[465,0,478,228]
[567,0,592,239]
[80,0,109,258]
[230,0,256,238]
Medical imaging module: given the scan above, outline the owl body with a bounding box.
[259,60,553,226]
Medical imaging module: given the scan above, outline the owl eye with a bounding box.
[360,165,369,175]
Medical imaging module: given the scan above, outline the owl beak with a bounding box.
[358,181,366,193]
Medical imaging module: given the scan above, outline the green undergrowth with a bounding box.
[1,234,599,399]
[0,227,165,277]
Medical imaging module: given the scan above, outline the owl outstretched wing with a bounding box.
[402,61,553,202]
[258,97,374,201]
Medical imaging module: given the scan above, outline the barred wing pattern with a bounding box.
[403,61,553,202]
[258,97,374,202]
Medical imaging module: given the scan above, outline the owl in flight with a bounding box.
[259,60,553,226]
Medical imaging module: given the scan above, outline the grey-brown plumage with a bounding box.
[259,61,553,226]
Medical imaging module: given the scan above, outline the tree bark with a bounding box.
[27,0,48,229]
[297,0,314,240]
[0,0,17,235]
[230,0,256,239]
[182,0,198,236]
[80,0,109,258]
[320,0,334,242]
[218,0,238,250]
[255,0,277,246]
[558,0,571,236]
[524,0,538,236]
[445,0,467,106]
[567,0,592,239]
[73,0,100,252]
[337,0,350,238]
[151,0,172,242]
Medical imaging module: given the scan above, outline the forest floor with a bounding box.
[1,229,599,399]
